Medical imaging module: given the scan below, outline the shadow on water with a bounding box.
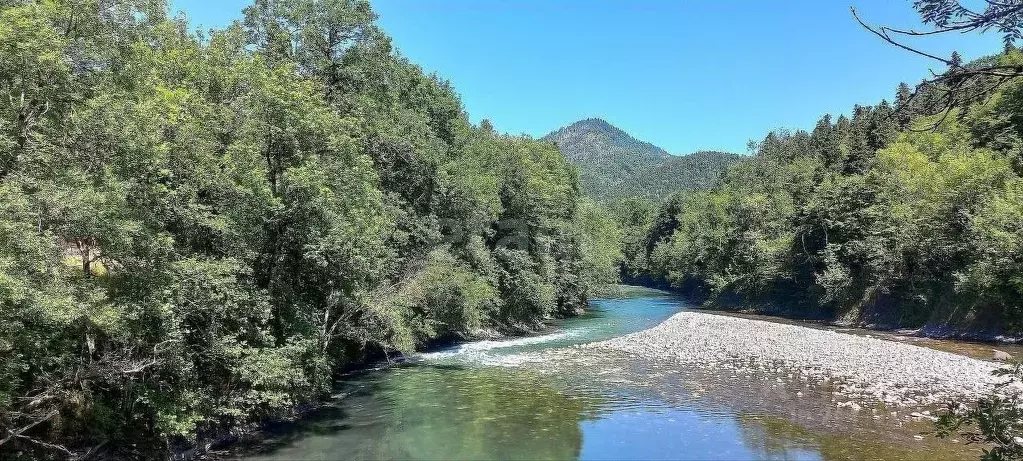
[234,364,596,460]
[227,368,396,457]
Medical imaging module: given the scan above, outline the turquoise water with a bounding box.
[418,287,684,364]
[232,288,978,460]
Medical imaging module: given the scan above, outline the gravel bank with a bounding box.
[580,311,1006,408]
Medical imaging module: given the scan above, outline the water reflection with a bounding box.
[240,365,594,460]
[234,359,981,460]
[232,290,985,461]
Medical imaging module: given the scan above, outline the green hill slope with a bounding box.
[544,118,742,201]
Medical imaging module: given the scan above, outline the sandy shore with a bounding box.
[578,311,1006,408]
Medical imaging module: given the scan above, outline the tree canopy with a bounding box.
[624,49,1023,335]
[0,0,621,458]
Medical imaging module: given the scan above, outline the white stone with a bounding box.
[580,311,1009,408]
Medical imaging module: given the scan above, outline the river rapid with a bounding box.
[230,287,1003,460]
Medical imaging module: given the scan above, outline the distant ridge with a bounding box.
[543,118,742,201]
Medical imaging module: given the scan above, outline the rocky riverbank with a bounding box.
[577,311,1009,408]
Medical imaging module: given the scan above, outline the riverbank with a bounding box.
[621,280,1023,345]
[185,310,589,459]
[226,292,994,460]
[579,311,1007,409]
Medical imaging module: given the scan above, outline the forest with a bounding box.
[617,49,1023,336]
[0,0,622,458]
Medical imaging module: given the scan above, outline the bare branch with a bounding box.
[12,434,75,457]
[853,8,959,67]
[854,2,1023,130]
[0,410,59,447]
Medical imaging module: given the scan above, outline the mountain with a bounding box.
[543,118,743,202]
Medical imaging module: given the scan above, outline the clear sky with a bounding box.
[171,0,1004,154]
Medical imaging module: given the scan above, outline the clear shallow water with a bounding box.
[419,287,683,365]
[232,288,982,461]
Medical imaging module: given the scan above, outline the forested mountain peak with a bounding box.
[543,118,741,202]
[545,118,671,163]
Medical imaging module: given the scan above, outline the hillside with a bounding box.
[543,118,742,201]
[623,48,1023,339]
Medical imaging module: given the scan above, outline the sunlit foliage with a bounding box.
[0,0,619,458]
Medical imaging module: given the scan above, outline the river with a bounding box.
[230,287,999,460]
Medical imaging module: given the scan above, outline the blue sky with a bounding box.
[171,0,1004,154]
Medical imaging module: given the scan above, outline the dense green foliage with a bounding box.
[624,50,1023,335]
[0,0,621,458]
[543,118,741,202]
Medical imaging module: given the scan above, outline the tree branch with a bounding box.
[0,410,59,447]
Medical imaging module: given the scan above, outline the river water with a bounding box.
[232,287,993,460]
